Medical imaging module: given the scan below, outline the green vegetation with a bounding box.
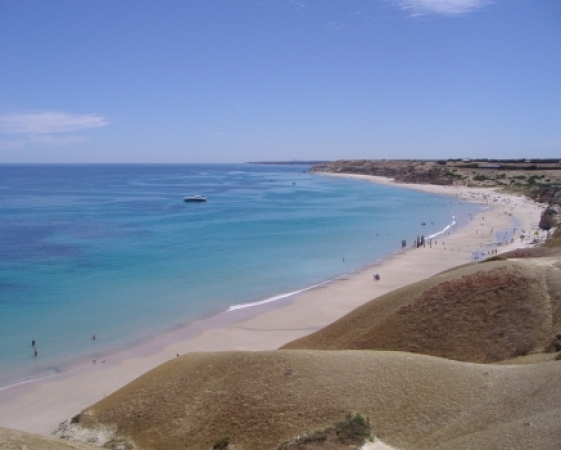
[335,413,372,444]
[277,413,372,449]
[482,256,507,263]
[556,353,561,361]
[444,171,463,180]
[473,174,488,181]
[213,436,231,449]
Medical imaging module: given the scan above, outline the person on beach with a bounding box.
[34,349,37,357]
[92,334,96,340]
[31,339,35,347]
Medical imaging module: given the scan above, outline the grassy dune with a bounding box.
[73,350,561,450]
[283,259,561,363]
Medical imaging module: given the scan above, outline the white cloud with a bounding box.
[325,22,348,31]
[0,111,107,135]
[0,111,107,150]
[27,134,90,146]
[391,0,490,16]
[0,140,25,150]
[290,0,309,10]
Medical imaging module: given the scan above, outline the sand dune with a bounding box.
[63,350,561,450]
[283,258,561,363]
[0,426,96,450]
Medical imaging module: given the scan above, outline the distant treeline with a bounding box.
[439,158,559,163]
[455,164,561,171]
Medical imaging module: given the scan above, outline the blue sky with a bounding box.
[0,0,560,163]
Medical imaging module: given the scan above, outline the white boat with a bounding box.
[183,195,207,203]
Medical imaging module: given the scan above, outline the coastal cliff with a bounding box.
[531,187,561,230]
[310,160,457,185]
[311,159,561,190]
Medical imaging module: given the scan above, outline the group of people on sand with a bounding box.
[30,334,97,358]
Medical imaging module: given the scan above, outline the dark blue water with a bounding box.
[0,164,478,388]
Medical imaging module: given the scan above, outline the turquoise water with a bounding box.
[0,164,479,388]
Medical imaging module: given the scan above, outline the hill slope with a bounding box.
[68,350,561,450]
[0,427,96,450]
[282,259,561,363]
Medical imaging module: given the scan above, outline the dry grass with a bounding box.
[497,246,561,258]
[543,227,561,248]
[0,427,97,450]
[283,259,561,363]
[75,350,561,450]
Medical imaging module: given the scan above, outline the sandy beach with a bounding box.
[0,175,545,436]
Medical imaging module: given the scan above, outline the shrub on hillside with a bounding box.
[213,436,231,449]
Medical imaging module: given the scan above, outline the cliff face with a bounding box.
[531,186,561,205]
[310,160,457,185]
[531,187,561,230]
[540,205,561,230]
[311,159,561,191]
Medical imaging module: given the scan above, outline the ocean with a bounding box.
[0,164,480,389]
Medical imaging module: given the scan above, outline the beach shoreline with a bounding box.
[0,175,546,436]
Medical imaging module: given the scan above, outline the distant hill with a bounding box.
[310,159,561,192]
[283,258,561,363]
